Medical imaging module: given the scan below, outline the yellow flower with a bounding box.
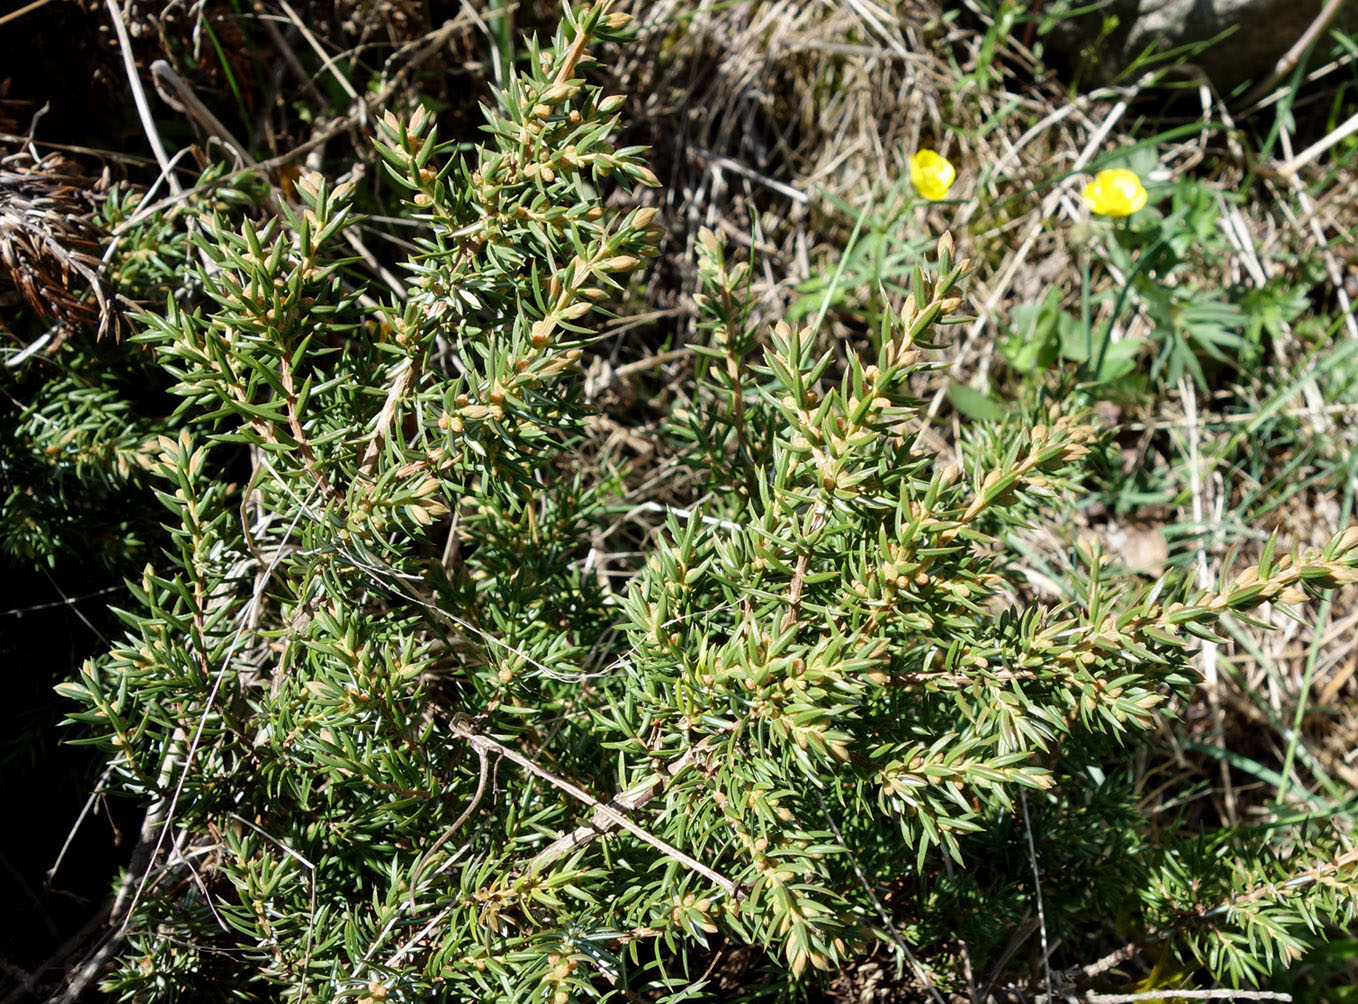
[1082,168,1147,217]
[910,149,956,201]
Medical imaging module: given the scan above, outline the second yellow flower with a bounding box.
[1082,169,1147,217]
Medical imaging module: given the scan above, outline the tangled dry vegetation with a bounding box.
[3,0,1358,1000]
[0,153,122,341]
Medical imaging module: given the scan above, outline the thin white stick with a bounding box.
[634,500,745,532]
[276,0,360,101]
[1276,130,1358,341]
[1086,991,1290,1003]
[448,722,741,898]
[1020,789,1053,1003]
[1179,377,1236,823]
[1279,106,1358,177]
[104,0,181,194]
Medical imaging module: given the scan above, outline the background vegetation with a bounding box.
[3,1,1358,1001]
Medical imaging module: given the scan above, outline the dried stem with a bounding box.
[450,722,740,898]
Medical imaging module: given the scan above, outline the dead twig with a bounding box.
[448,721,741,898]
[525,736,717,874]
[0,0,55,28]
[104,0,179,194]
[1238,0,1350,111]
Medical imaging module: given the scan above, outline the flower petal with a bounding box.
[911,150,956,202]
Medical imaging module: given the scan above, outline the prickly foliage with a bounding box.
[50,5,1358,1002]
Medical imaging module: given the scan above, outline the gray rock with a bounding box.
[1044,0,1358,90]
